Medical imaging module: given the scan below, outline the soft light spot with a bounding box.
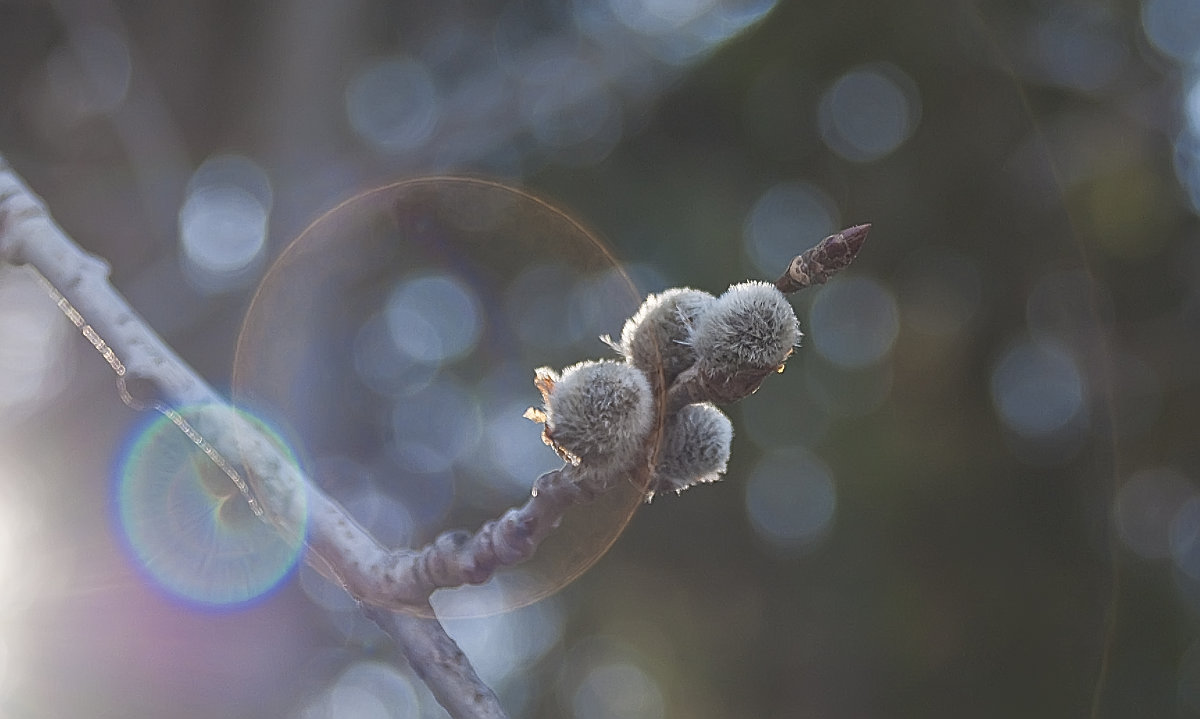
[37,24,131,127]
[1114,467,1195,560]
[744,447,836,552]
[482,398,564,493]
[385,274,483,365]
[67,25,132,114]
[818,63,920,162]
[115,406,306,607]
[0,477,42,708]
[1141,0,1200,63]
[0,479,43,617]
[353,313,438,397]
[440,587,565,683]
[1171,496,1200,582]
[301,661,421,719]
[1027,10,1126,92]
[521,57,623,165]
[568,264,663,350]
[0,266,73,421]
[609,0,718,34]
[1174,131,1200,214]
[1188,78,1200,137]
[345,58,439,153]
[607,0,777,64]
[571,661,665,719]
[178,155,272,294]
[809,276,900,369]
[990,337,1087,439]
[742,181,837,278]
[390,378,482,474]
[338,482,415,549]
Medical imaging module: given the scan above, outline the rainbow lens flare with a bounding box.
[114,406,307,608]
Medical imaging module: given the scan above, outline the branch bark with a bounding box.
[1,152,870,717]
[0,155,506,718]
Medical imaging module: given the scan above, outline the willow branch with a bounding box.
[1,153,871,718]
[0,155,504,719]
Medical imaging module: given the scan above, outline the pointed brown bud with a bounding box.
[775,223,870,294]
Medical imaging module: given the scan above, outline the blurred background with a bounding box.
[1,0,1199,717]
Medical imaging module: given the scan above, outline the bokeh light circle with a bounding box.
[557,637,666,719]
[234,177,651,617]
[385,274,483,364]
[808,275,901,369]
[114,406,307,607]
[571,661,665,719]
[744,446,837,552]
[1114,467,1194,561]
[345,57,439,153]
[742,181,837,278]
[989,337,1087,440]
[1172,496,1200,583]
[296,661,422,719]
[0,266,74,422]
[442,585,566,687]
[817,63,920,163]
[179,154,273,294]
[1141,0,1200,63]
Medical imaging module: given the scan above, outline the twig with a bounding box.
[0,156,655,610]
[363,607,509,719]
[0,155,504,719]
[1,153,872,716]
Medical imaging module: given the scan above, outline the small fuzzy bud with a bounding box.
[690,281,800,402]
[648,403,732,500]
[617,288,715,388]
[534,360,653,470]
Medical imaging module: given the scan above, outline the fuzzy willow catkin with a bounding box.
[690,281,800,402]
[530,281,803,493]
[617,288,715,388]
[648,402,733,500]
[538,360,653,470]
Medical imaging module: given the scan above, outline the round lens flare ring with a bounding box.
[233,176,652,618]
[114,406,308,608]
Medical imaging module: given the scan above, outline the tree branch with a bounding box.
[0,154,505,718]
[1,152,870,717]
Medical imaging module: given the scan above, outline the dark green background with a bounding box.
[0,1,1196,717]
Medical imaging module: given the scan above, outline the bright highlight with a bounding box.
[114,407,307,608]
